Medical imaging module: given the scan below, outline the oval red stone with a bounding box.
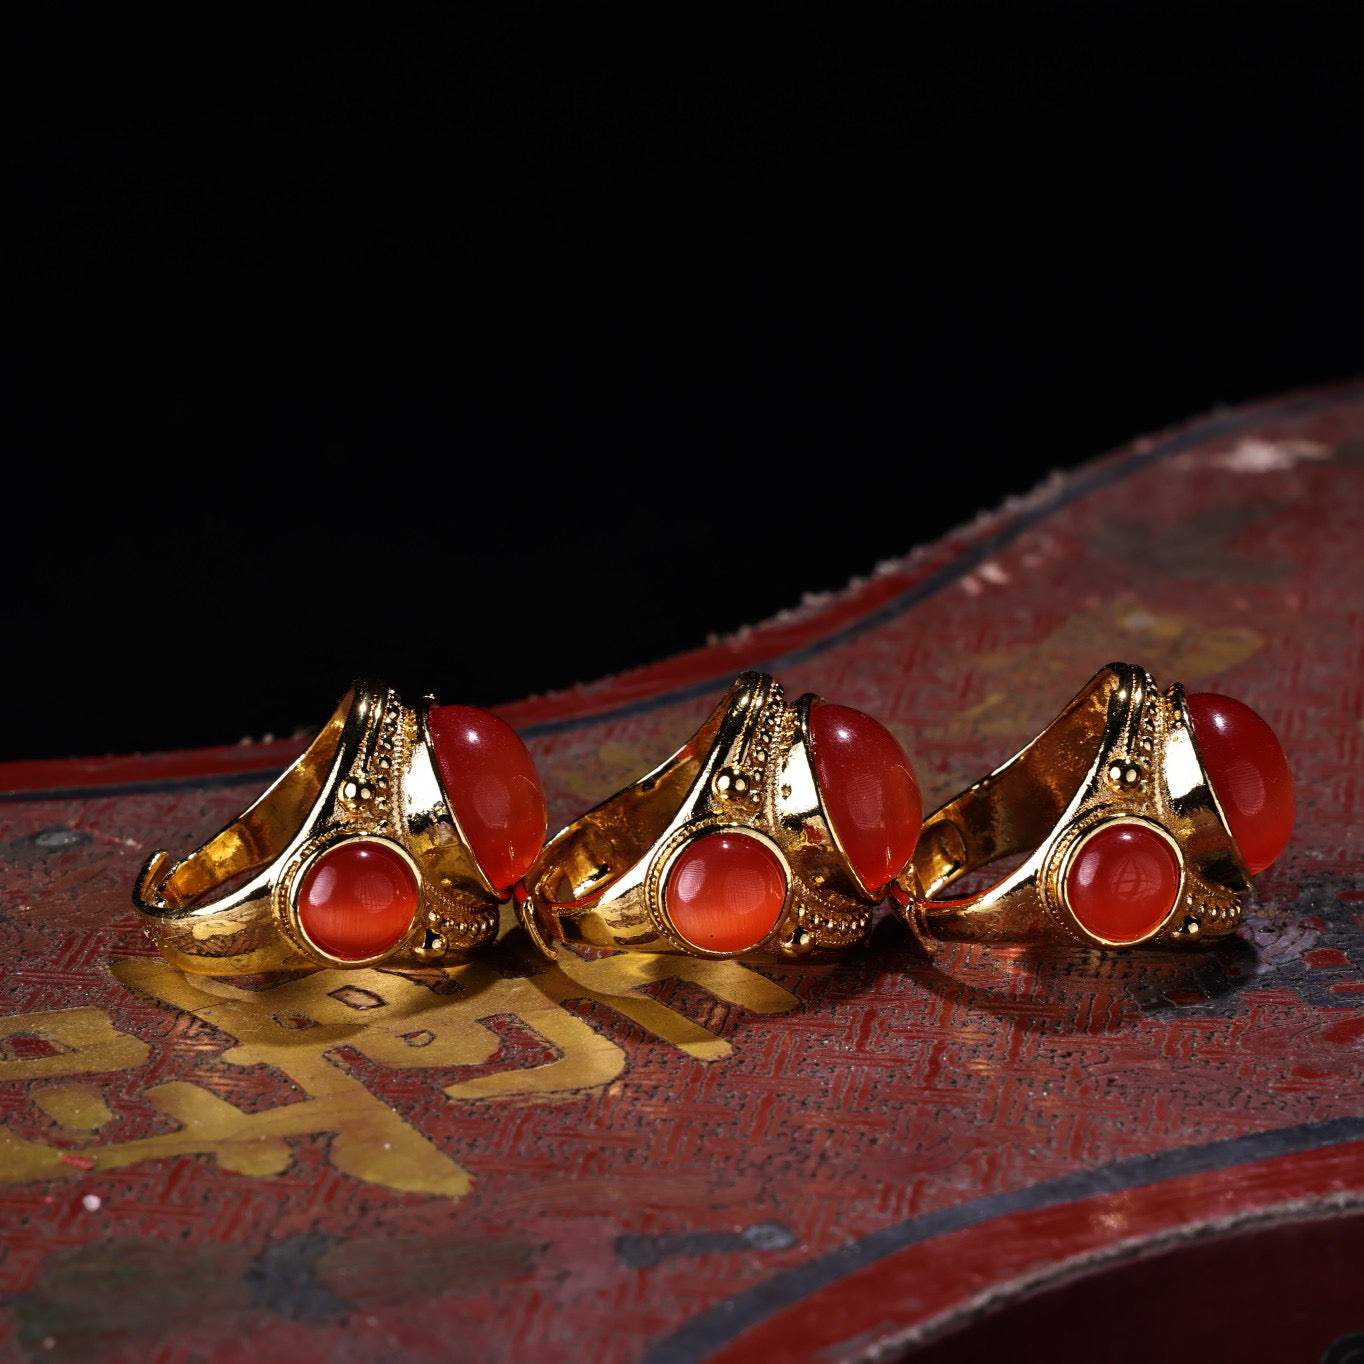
[296,839,418,960]
[427,704,548,893]
[807,702,923,894]
[1065,822,1181,945]
[1186,692,1295,874]
[664,831,787,954]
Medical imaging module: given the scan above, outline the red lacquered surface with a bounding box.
[701,1138,1364,1364]
[2,380,1362,1364]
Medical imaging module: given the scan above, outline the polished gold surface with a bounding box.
[132,680,504,974]
[894,661,1252,950]
[518,670,898,962]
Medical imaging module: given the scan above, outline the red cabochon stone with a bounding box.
[296,840,419,960]
[807,702,923,893]
[1065,823,1181,945]
[1186,692,1295,874]
[427,704,549,893]
[664,831,788,954]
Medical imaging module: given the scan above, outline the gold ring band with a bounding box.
[516,670,923,962]
[133,679,547,974]
[891,662,1295,952]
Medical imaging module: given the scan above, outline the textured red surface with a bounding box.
[2,380,1363,1363]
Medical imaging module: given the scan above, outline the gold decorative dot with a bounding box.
[1107,761,1141,789]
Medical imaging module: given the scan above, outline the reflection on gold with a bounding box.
[0,938,799,1197]
[443,950,798,1100]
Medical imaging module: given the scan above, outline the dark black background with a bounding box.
[11,1,1364,763]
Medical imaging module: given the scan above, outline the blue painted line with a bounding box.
[7,383,1356,802]
[642,1111,1364,1363]
[519,384,1356,739]
[0,766,279,804]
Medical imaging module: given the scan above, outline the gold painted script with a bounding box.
[0,945,798,1196]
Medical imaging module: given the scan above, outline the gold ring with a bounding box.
[132,679,548,974]
[515,670,923,961]
[890,661,1295,951]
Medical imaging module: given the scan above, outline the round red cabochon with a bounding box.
[664,831,788,954]
[296,839,419,960]
[1065,822,1182,945]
